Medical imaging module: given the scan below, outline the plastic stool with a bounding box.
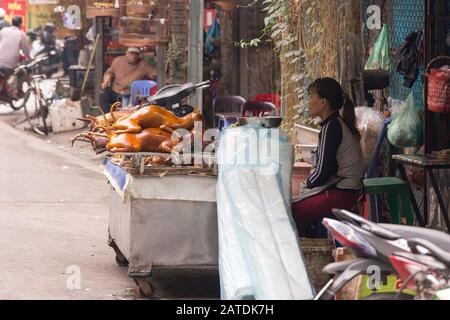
[217,116,238,131]
[363,177,414,225]
[130,80,158,106]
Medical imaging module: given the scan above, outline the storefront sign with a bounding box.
[63,5,82,30]
[2,0,27,30]
[27,4,56,29]
[27,0,58,4]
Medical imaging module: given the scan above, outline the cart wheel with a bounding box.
[134,277,154,298]
[115,254,129,267]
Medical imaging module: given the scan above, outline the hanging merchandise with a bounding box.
[426,56,450,113]
[355,107,385,171]
[394,30,424,88]
[204,15,220,55]
[365,24,390,71]
[387,92,423,148]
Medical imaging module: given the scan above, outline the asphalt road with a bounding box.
[0,109,219,300]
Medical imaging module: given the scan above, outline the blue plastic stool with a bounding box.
[129,80,158,106]
[365,118,392,223]
[217,116,238,131]
[120,95,130,107]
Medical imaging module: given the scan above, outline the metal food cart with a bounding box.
[103,155,218,297]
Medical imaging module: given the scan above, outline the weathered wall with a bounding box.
[218,0,279,100]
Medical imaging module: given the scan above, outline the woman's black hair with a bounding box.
[308,77,360,138]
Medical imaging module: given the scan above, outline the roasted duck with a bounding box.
[112,105,203,134]
[106,128,178,153]
[72,103,205,155]
[77,103,142,132]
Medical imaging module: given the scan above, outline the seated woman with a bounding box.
[292,77,363,237]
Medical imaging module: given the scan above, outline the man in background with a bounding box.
[100,47,156,112]
[0,9,10,30]
[0,16,30,70]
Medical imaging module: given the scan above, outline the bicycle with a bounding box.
[0,65,31,112]
[22,73,51,135]
[13,53,55,135]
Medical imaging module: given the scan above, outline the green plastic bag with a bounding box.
[365,24,390,70]
[387,93,423,148]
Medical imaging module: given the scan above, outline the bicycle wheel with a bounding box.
[23,89,49,135]
[9,80,31,111]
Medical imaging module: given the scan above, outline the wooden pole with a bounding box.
[187,0,204,111]
[94,17,106,106]
[157,45,167,87]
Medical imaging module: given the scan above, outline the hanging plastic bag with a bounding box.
[355,107,385,171]
[365,24,390,70]
[387,93,423,148]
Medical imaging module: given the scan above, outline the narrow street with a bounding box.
[0,118,135,299]
[0,114,220,300]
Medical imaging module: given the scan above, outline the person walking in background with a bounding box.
[0,16,30,69]
[0,9,10,30]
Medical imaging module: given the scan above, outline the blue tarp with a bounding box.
[103,158,128,191]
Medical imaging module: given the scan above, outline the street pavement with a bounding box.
[0,109,220,300]
[0,118,137,299]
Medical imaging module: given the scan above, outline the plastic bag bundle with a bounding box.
[388,97,405,117]
[355,107,385,171]
[365,24,390,70]
[216,124,314,300]
[387,93,423,148]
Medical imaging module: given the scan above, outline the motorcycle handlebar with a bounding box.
[195,80,210,88]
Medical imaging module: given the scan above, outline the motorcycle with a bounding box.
[27,23,63,78]
[390,238,450,300]
[144,81,211,118]
[0,53,52,111]
[314,209,450,300]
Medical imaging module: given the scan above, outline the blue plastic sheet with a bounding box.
[103,159,128,191]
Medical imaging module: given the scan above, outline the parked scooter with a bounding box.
[390,238,450,300]
[145,81,210,117]
[27,23,63,78]
[314,209,450,300]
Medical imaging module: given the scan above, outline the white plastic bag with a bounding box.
[355,107,385,171]
[388,97,404,118]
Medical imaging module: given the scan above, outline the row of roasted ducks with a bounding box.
[71,103,205,155]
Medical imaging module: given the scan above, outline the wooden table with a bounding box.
[392,154,450,233]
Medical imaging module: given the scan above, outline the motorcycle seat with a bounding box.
[380,223,450,252]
